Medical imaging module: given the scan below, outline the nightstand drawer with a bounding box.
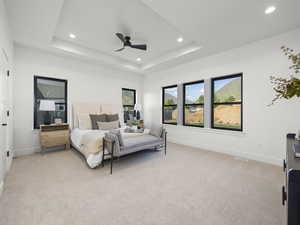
[41,130,69,139]
[40,124,70,151]
[41,136,68,147]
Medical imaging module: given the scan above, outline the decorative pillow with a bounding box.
[109,129,124,146]
[77,113,92,130]
[124,127,133,133]
[89,114,107,129]
[107,114,121,128]
[97,121,119,130]
[106,114,119,122]
[150,125,163,138]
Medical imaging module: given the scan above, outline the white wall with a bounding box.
[13,45,144,156]
[144,28,300,166]
[11,26,300,166]
[0,0,14,196]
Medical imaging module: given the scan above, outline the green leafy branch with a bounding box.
[270,46,300,105]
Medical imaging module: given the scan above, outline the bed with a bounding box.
[70,103,149,168]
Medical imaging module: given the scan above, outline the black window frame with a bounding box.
[122,88,136,109]
[211,73,243,131]
[122,88,136,123]
[162,85,178,125]
[183,80,205,127]
[34,76,68,129]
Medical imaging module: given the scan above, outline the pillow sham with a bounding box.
[107,114,121,128]
[106,114,119,122]
[78,113,92,130]
[89,114,107,129]
[97,120,119,130]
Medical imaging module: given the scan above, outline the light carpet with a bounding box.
[0,143,283,225]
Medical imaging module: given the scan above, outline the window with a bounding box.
[34,76,68,129]
[122,88,136,122]
[162,85,178,124]
[211,73,243,131]
[183,81,204,127]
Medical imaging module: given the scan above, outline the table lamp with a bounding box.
[134,104,142,120]
[39,100,55,125]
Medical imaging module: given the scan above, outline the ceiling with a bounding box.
[5,0,300,74]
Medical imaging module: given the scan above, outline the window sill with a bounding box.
[163,124,246,137]
[163,122,177,125]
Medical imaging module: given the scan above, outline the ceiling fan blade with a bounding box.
[130,44,147,51]
[115,33,125,43]
[115,47,125,52]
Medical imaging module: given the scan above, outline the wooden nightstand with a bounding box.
[40,124,70,153]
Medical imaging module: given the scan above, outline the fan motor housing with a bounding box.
[124,36,131,45]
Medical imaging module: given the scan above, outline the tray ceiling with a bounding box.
[5,0,300,73]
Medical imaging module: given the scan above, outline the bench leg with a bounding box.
[110,156,113,174]
[102,138,105,167]
[164,132,167,155]
[110,142,114,175]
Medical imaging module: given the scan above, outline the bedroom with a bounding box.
[1,0,300,224]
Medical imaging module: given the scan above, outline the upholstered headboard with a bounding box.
[72,103,123,129]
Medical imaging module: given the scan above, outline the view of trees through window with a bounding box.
[184,81,204,126]
[161,74,242,131]
[212,74,242,130]
[163,86,177,124]
[122,89,135,106]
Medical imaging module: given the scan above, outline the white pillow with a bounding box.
[97,121,119,130]
[77,113,92,130]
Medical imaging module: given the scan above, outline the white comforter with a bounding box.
[71,128,149,168]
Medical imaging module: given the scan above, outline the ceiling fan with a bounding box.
[115,33,147,52]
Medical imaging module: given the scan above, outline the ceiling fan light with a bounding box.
[177,37,183,43]
[265,6,276,14]
[69,33,76,39]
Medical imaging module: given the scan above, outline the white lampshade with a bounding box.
[39,100,56,111]
[134,104,142,111]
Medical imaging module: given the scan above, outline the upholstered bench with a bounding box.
[102,126,167,174]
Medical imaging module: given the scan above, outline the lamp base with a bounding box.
[136,111,140,120]
[44,112,51,125]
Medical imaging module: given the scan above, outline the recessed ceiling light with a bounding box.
[69,33,76,39]
[136,58,141,62]
[265,6,276,14]
[177,37,183,43]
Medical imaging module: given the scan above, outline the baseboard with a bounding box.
[15,139,282,166]
[14,146,41,157]
[14,145,67,157]
[0,180,3,198]
[168,138,282,166]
